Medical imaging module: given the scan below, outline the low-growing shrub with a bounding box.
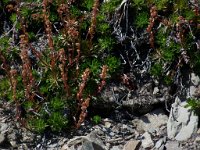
[0,0,121,133]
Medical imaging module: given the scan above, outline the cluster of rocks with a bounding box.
[0,73,200,149]
[61,106,199,150]
[0,101,200,149]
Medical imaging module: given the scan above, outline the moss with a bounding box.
[154,0,169,10]
[132,0,145,7]
[98,37,115,51]
[105,56,121,74]
[164,75,173,85]
[92,115,101,124]
[150,62,163,76]
[0,78,12,100]
[47,112,68,132]
[101,0,122,13]
[28,118,47,133]
[135,11,149,29]
[69,5,82,18]
[81,0,94,11]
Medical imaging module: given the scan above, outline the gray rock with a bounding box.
[112,125,120,134]
[123,139,141,150]
[191,73,200,86]
[132,108,168,133]
[10,140,17,148]
[0,123,8,133]
[97,81,171,114]
[141,132,154,149]
[154,137,166,150]
[22,134,35,143]
[167,97,199,141]
[104,122,112,128]
[188,86,197,98]
[0,134,5,145]
[18,144,29,150]
[195,136,200,143]
[153,87,159,95]
[62,131,106,150]
[197,128,200,134]
[159,144,165,150]
[147,128,157,136]
[7,132,17,141]
[47,143,59,148]
[110,146,121,150]
[134,130,140,139]
[155,138,164,149]
[187,73,200,98]
[165,141,181,150]
[61,144,68,150]
[81,140,97,150]
[88,130,105,146]
[109,132,115,137]
[61,137,97,150]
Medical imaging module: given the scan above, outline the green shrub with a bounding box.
[185,98,200,115]
[0,0,121,133]
[92,115,101,124]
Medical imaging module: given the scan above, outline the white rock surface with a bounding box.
[195,136,200,143]
[104,122,112,128]
[110,146,121,150]
[153,87,159,94]
[141,132,154,149]
[191,73,200,86]
[155,138,164,149]
[187,73,200,98]
[0,134,5,145]
[188,85,197,98]
[167,97,199,141]
[165,141,182,150]
[0,123,8,134]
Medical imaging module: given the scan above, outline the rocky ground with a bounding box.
[0,70,200,150]
[0,35,199,150]
[0,94,200,150]
[0,27,198,150]
[0,50,200,149]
